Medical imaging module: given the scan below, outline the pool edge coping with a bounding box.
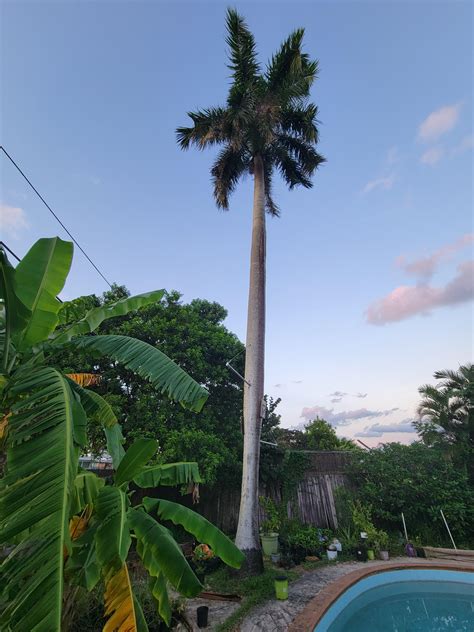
[289,559,474,632]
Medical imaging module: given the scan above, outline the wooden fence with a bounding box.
[197,451,353,532]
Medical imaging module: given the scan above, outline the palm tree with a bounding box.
[177,9,324,571]
[416,363,473,481]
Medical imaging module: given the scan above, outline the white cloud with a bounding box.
[362,174,395,194]
[452,134,473,156]
[420,146,444,166]
[0,203,29,238]
[386,147,399,165]
[418,103,462,142]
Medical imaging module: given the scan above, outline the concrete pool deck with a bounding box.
[239,558,474,632]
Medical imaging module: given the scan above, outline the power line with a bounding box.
[1,145,113,288]
[0,240,21,262]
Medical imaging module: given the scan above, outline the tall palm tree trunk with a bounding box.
[235,155,265,573]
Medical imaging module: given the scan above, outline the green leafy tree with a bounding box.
[0,238,243,631]
[348,442,474,546]
[415,364,473,482]
[177,8,325,570]
[52,288,245,486]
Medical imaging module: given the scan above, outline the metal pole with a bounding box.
[401,512,408,542]
[440,510,457,550]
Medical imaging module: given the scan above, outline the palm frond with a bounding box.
[225,8,260,88]
[270,144,312,189]
[262,161,280,217]
[0,367,82,632]
[177,107,230,150]
[266,28,318,99]
[276,134,325,176]
[211,145,249,209]
[279,104,319,142]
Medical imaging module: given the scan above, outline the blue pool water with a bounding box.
[315,569,474,632]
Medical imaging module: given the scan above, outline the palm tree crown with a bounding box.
[176,9,325,214]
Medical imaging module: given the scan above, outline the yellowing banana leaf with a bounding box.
[103,563,141,632]
[67,372,102,387]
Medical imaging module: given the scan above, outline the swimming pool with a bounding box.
[315,569,474,631]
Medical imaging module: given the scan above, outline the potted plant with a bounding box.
[326,543,338,561]
[375,530,390,560]
[191,543,215,583]
[259,497,281,556]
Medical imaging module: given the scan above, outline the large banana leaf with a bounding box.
[150,572,171,626]
[13,237,73,350]
[105,425,126,469]
[128,508,202,597]
[143,498,244,569]
[65,522,100,591]
[103,563,146,632]
[52,290,165,344]
[70,471,105,515]
[95,486,131,571]
[64,335,208,412]
[115,438,158,486]
[0,248,31,368]
[134,462,202,488]
[0,367,81,632]
[67,379,124,468]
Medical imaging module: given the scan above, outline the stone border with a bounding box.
[289,559,474,631]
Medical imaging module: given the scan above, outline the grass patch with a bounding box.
[206,564,298,632]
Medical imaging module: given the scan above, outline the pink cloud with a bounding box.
[418,103,462,142]
[396,233,473,280]
[420,146,444,166]
[367,260,474,325]
[300,406,399,426]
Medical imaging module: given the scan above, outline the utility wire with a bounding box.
[0,240,21,262]
[1,146,113,288]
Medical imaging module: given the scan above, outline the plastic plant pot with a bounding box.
[197,606,209,628]
[326,549,338,561]
[274,575,288,600]
[261,533,279,556]
[367,549,375,560]
[271,552,281,564]
[379,550,390,561]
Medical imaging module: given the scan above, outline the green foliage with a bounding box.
[348,442,474,546]
[416,363,473,483]
[50,288,245,486]
[259,496,282,534]
[0,237,242,631]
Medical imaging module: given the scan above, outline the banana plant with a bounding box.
[66,438,244,629]
[0,237,243,631]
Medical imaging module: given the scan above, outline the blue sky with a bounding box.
[1,0,472,445]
